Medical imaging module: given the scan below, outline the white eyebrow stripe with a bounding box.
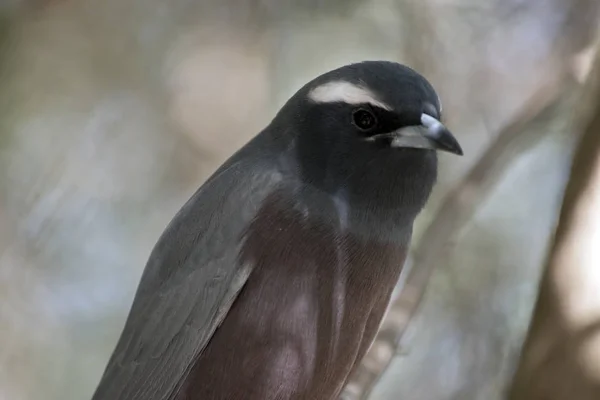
[307,80,392,110]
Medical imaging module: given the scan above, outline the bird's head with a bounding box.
[269,61,462,217]
[274,61,462,157]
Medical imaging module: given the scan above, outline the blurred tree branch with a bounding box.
[507,43,600,400]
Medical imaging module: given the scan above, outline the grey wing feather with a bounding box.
[91,153,283,400]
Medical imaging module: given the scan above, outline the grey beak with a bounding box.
[368,113,464,155]
[419,114,463,156]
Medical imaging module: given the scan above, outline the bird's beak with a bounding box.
[389,113,463,156]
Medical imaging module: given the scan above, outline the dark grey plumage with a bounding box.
[91,61,462,400]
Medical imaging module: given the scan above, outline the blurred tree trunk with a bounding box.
[508,49,600,400]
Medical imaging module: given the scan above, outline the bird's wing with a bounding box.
[91,153,283,400]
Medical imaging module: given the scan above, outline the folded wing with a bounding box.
[92,153,283,400]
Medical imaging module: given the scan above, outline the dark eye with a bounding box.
[352,108,377,131]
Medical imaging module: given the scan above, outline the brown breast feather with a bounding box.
[177,189,408,400]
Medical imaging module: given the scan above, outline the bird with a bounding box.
[91,60,463,400]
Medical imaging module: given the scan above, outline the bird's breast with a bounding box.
[178,189,408,400]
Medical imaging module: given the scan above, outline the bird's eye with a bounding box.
[352,109,377,131]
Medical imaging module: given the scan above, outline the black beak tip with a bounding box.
[452,143,464,156]
[437,129,464,156]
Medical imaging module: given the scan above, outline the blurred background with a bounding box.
[1,1,599,399]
